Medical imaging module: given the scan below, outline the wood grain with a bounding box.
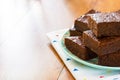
[58,67,75,80]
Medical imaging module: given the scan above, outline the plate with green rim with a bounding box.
[60,30,120,70]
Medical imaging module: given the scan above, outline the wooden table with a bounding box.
[1,0,120,80]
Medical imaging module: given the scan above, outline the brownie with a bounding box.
[74,9,100,32]
[74,15,90,32]
[69,28,82,36]
[87,12,120,37]
[83,30,120,56]
[65,36,97,60]
[98,50,120,67]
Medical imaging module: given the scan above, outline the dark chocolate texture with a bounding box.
[69,28,82,36]
[65,36,97,60]
[98,50,120,67]
[83,30,120,55]
[87,12,120,37]
[74,9,100,32]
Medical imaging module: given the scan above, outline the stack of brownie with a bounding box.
[65,9,99,60]
[65,9,120,67]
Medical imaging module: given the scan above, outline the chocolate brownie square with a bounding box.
[83,30,120,55]
[98,50,120,67]
[69,28,82,36]
[87,12,120,37]
[74,15,90,32]
[74,9,100,32]
[65,36,97,60]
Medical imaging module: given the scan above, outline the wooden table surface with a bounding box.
[0,0,120,80]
